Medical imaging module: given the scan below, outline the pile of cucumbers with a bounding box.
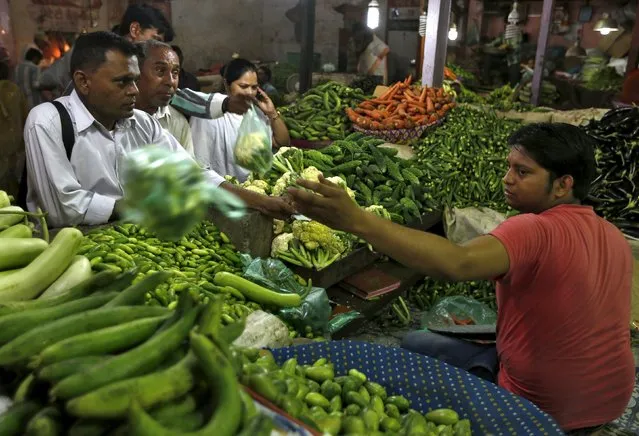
[243,352,472,435]
[0,191,94,304]
[0,274,274,435]
[281,81,368,141]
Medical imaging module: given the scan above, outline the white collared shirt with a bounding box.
[153,105,194,156]
[24,90,225,228]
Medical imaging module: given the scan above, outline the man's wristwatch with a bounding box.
[222,96,230,113]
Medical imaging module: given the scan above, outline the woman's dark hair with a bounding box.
[70,31,139,74]
[222,58,258,85]
[257,65,272,82]
[25,48,43,64]
[508,123,596,201]
[119,3,174,42]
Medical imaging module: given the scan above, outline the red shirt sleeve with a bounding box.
[490,213,546,281]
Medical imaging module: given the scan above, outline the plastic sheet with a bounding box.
[121,147,246,240]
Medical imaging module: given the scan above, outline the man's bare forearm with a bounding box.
[352,211,467,279]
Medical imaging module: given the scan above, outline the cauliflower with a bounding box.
[271,233,294,257]
[365,205,392,220]
[300,166,323,183]
[234,131,272,175]
[224,175,240,185]
[273,219,290,235]
[250,179,271,193]
[273,146,304,174]
[292,220,347,254]
[272,171,294,196]
[326,176,356,201]
[243,184,267,195]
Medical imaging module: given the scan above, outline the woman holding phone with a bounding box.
[190,58,290,182]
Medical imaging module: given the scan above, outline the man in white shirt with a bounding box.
[134,39,193,155]
[24,31,293,228]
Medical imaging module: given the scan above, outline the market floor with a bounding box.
[344,305,639,435]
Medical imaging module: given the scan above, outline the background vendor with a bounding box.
[348,23,390,85]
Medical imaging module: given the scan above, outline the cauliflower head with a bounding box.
[271,233,294,257]
[234,132,272,173]
[273,219,290,235]
[300,166,323,183]
[326,176,356,201]
[243,184,267,195]
[292,220,347,254]
[271,171,294,196]
[365,205,392,220]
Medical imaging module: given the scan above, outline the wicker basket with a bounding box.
[352,116,446,143]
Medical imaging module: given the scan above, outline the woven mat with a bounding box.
[271,340,563,435]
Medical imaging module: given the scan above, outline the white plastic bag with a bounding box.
[232,310,292,349]
[234,104,273,176]
[444,206,507,245]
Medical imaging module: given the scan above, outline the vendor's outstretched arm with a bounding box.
[288,176,510,281]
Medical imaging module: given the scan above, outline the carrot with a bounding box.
[403,91,416,102]
[378,83,397,100]
[404,75,412,85]
[425,97,435,113]
[419,87,428,103]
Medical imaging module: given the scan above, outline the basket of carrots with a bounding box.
[345,76,456,143]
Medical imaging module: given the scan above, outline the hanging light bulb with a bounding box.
[448,24,458,41]
[593,13,618,35]
[367,0,380,30]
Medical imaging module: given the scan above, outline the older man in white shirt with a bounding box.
[134,39,193,155]
[24,31,293,228]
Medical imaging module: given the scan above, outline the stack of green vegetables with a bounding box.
[518,81,559,106]
[583,107,639,238]
[0,286,281,435]
[281,82,368,141]
[415,106,520,213]
[78,222,318,335]
[408,278,497,312]
[583,66,624,92]
[243,353,472,435]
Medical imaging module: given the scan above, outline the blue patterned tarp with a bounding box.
[271,340,564,436]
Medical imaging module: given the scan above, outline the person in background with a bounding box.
[347,23,389,84]
[15,48,44,109]
[190,58,290,182]
[0,59,29,198]
[485,12,524,86]
[39,3,174,98]
[24,32,293,228]
[170,44,200,91]
[257,65,278,98]
[287,123,633,433]
[135,40,193,155]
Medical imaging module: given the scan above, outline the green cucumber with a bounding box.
[66,352,197,418]
[0,271,117,315]
[0,238,48,271]
[128,332,242,436]
[0,206,26,229]
[0,292,116,345]
[37,315,170,367]
[213,272,301,308]
[39,256,92,299]
[0,306,169,367]
[0,401,40,435]
[0,228,83,302]
[103,271,171,308]
[38,356,108,383]
[51,306,200,399]
[0,224,33,239]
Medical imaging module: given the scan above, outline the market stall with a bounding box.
[1,67,638,434]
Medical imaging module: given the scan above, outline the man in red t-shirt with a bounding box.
[287,123,634,432]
